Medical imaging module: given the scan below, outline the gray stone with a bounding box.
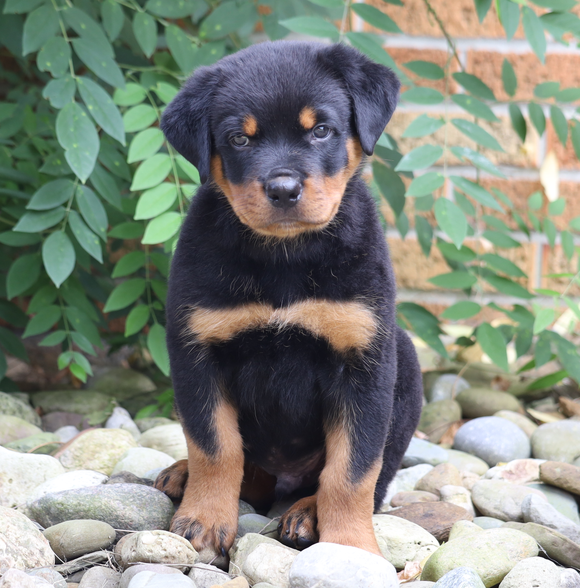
[560,569,580,588]
[439,485,475,517]
[106,471,153,486]
[127,572,195,587]
[390,491,439,507]
[0,447,65,508]
[446,449,489,476]
[289,542,398,588]
[78,567,121,588]
[26,568,66,588]
[0,506,55,573]
[90,367,156,400]
[53,426,78,443]
[498,556,559,588]
[43,519,115,560]
[473,517,504,529]
[471,480,546,522]
[532,420,580,463]
[253,584,278,588]
[0,391,41,426]
[41,412,83,432]
[57,428,138,475]
[135,417,176,433]
[25,470,107,506]
[433,567,485,587]
[139,424,188,461]
[382,464,434,507]
[419,400,462,443]
[456,388,521,418]
[112,448,175,478]
[484,459,542,485]
[427,374,470,403]
[521,494,580,543]
[448,521,483,541]
[415,463,462,496]
[121,565,183,588]
[31,390,113,415]
[237,514,277,538]
[0,415,43,444]
[453,417,531,467]
[494,411,538,438]
[188,563,232,587]
[527,483,580,524]
[106,407,141,441]
[402,438,449,468]
[4,432,60,455]
[408,584,435,588]
[28,483,173,531]
[0,569,53,587]
[238,500,255,516]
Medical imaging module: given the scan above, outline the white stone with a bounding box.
[499,556,559,588]
[139,424,188,461]
[112,447,175,478]
[439,485,476,517]
[128,571,196,588]
[0,569,52,587]
[382,464,434,506]
[106,406,141,441]
[53,426,79,443]
[24,470,107,506]
[522,494,580,544]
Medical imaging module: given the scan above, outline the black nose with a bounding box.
[265,175,302,210]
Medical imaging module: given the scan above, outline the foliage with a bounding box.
[0,0,579,391]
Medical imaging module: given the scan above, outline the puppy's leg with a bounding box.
[155,459,188,500]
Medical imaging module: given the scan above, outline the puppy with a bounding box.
[155,40,423,559]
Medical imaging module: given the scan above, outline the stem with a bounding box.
[421,0,463,72]
[51,0,76,79]
[60,178,79,232]
[339,0,352,41]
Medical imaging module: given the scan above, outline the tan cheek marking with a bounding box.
[299,106,317,130]
[243,115,258,136]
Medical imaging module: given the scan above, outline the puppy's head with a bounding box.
[162,41,400,238]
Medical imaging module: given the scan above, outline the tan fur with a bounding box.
[186,299,377,353]
[299,106,317,129]
[279,494,318,544]
[243,115,258,136]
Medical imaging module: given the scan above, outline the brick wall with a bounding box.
[356,0,580,311]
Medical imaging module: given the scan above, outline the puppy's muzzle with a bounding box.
[264,171,303,210]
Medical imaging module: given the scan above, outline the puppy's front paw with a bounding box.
[278,495,318,550]
[154,459,189,500]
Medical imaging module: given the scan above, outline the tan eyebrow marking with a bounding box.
[299,106,317,130]
[242,115,258,136]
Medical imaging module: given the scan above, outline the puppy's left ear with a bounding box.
[322,44,400,156]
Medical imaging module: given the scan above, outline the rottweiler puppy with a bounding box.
[155,40,423,559]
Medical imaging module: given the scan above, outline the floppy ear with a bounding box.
[160,66,220,184]
[323,44,400,156]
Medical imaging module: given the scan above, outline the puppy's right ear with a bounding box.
[160,66,219,184]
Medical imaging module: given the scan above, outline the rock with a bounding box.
[57,428,138,474]
[25,470,107,506]
[494,411,537,438]
[115,530,198,570]
[27,568,67,588]
[470,480,546,522]
[0,506,55,573]
[484,459,542,485]
[521,494,580,543]
[53,426,79,443]
[105,407,141,441]
[446,449,489,476]
[238,500,256,517]
[390,491,439,507]
[410,584,436,588]
[432,567,485,588]
[229,534,298,588]
[415,463,462,496]
[402,438,449,468]
[135,417,176,433]
[43,520,115,560]
[41,412,83,433]
[439,485,475,517]
[0,392,41,426]
[0,569,53,587]
[427,374,470,403]
[127,571,195,587]
[188,563,232,588]
[418,400,462,443]
[456,388,521,418]
[540,461,580,496]
[112,448,175,478]
[372,514,439,569]
[0,415,43,444]
[526,483,580,524]
[90,367,156,401]
[106,472,153,486]
[388,502,472,542]
[78,567,121,587]
[4,432,60,455]
[382,464,434,506]
[213,580,248,588]
[0,447,65,508]
[121,565,184,588]
[532,420,580,463]
[252,585,278,588]
[288,542,398,588]
[28,483,173,531]
[460,471,481,491]
[237,514,277,538]
[139,424,188,461]
[498,556,559,588]
[421,528,538,586]
[448,520,483,541]
[560,569,580,588]
[453,417,531,466]
[31,390,113,415]
[473,517,504,529]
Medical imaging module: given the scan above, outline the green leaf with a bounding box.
[69,210,102,263]
[113,84,146,107]
[101,0,124,41]
[429,271,477,289]
[395,145,443,171]
[6,254,41,299]
[37,37,70,78]
[438,242,477,262]
[497,0,520,39]
[564,296,580,320]
[571,121,580,161]
[373,162,406,217]
[351,4,401,33]
[485,274,533,298]
[533,307,555,334]
[72,38,125,89]
[481,253,526,277]
[39,330,67,347]
[22,5,59,56]
[450,146,506,178]
[56,102,99,182]
[453,72,495,101]
[451,94,499,122]
[522,6,546,63]
[109,222,144,239]
[4,0,44,13]
[531,0,577,8]
[142,212,182,244]
[23,305,61,338]
[89,163,122,211]
[534,81,560,98]
[104,278,146,312]
[133,12,157,58]
[403,60,444,80]
[548,198,566,216]
[148,323,170,376]
[14,208,65,233]
[400,87,444,105]
[397,302,448,358]
[27,180,75,211]
[434,198,467,249]
[450,176,504,212]
[42,232,75,288]
[0,327,26,360]
[123,105,157,133]
[502,58,517,97]
[128,128,164,164]
[407,172,444,197]
[0,232,41,246]
[544,217,557,247]
[135,183,178,220]
[483,230,521,248]
[125,305,150,336]
[112,251,146,278]
[526,369,568,392]
[528,102,546,136]
[77,77,125,146]
[153,82,179,105]
[62,6,113,56]
[415,215,433,256]
[166,25,197,74]
[509,103,527,142]
[176,155,201,183]
[441,301,481,320]
[556,88,580,102]
[69,363,87,382]
[66,307,100,346]
[477,322,509,371]
[279,16,339,41]
[28,285,57,314]
[345,33,400,72]
[561,230,575,260]
[474,0,493,21]
[130,154,172,191]
[76,185,108,242]
[145,0,197,18]
[528,191,543,210]
[452,118,505,151]
[0,301,27,328]
[551,105,568,146]
[43,75,76,109]
[401,114,444,138]
[70,331,95,355]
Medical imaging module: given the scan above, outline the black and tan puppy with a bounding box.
[155,41,423,558]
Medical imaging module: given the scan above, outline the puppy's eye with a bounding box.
[230,135,249,147]
[312,125,331,139]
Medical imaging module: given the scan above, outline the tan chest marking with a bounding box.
[186,300,378,353]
